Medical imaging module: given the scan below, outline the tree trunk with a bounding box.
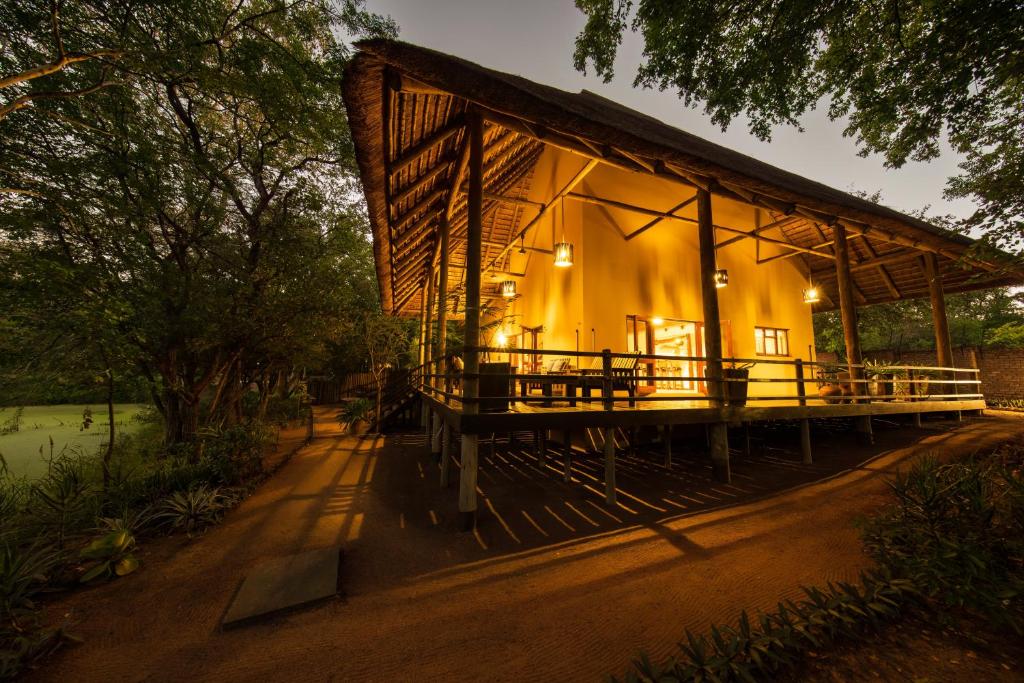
[163,389,200,452]
[104,367,115,490]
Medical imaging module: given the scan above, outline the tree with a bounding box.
[573,1,1024,249]
[0,0,396,446]
[360,313,413,430]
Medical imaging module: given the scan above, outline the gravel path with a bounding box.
[33,411,1024,682]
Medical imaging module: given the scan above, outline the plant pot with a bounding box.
[723,368,750,406]
[871,373,895,397]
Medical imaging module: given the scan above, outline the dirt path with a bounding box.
[33,412,1024,682]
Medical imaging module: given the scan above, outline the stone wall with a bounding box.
[816,347,1024,403]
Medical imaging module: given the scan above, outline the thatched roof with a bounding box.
[342,39,1023,315]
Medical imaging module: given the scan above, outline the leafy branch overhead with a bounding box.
[573,0,1024,249]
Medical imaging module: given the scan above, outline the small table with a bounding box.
[519,372,579,407]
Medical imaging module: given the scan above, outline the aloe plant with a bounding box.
[78,530,139,583]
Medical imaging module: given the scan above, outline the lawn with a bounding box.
[0,404,149,479]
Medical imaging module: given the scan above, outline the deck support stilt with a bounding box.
[431,412,442,460]
[440,421,453,487]
[604,427,617,505]
[912,412,922,428]
[696,188,730,482]
[799,419,812,464]
[536,429,547,466]
[709,422,729,482]
[457,112,484,530]
[563,430,572,482]
[662,425,672,468]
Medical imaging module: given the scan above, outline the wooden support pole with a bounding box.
[603,427,617,505]
[834,223,874,445]
[536,429,547,466]
[563,430,573,482]
[662,425,673,468]
[431,412,442,459]
[437,213,450,395]
[440,421,453,487]
[458,114,484,531]
[923,253,958,418]
[697,189,730,482]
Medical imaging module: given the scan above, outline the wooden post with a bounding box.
[423,274,435,442]
[600,348,616,504]
[796,358,812,464]
[697,188,730,482]
[431,411,442,460]
[834,223,873,445]
[662,425,672,468]
[924,253,959,419]
[440,421,453,487]
[909,368,923,427]
[604,427,617,505]
[458,113,484,531]
[536,429,547,466]
[563,430,573,482]
[437,213,450,394]
[418,283,429,429]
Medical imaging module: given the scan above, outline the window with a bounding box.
[755,327,789,356]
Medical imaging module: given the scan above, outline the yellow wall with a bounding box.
[499,148,817,395]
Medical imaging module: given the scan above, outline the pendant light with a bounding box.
[802,273,820,304]
[500,280,517,298]
[553,195,574,267]
[711,225,727,288]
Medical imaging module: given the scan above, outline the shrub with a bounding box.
[78,530,139,583]
[860,455,1024,630]
[153,485,236,536]
[338,398,372,426]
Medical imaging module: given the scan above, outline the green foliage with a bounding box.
[619,569,919,682]
[78,530,139,583]
[153,485,236,536]
[619,445,1024,681]
[339,398,373,425]
[573,0,1024,247]
[814,287,1024,355]
[861,455,1024,631]
[0,541,67,680]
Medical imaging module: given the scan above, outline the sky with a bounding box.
[365,0,977,221]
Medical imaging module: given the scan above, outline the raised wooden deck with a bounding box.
[425,392,984,434]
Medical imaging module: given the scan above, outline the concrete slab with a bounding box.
[223,547,341,627]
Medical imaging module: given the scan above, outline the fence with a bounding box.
[419,346,980,411]
[818,346,1024,403]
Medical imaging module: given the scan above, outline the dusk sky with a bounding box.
[367,0,976,222]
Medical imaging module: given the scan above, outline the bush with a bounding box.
[153,485,236,536]
[619,446,1024,681]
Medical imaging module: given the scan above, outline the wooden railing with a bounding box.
[418,347,982,410]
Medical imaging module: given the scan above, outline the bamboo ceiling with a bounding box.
[342,40,1024,316]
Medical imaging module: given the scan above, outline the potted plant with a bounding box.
[816,362,849,403]
[337,397,372,434]
[865,359,898,398]
[723,361,755,406]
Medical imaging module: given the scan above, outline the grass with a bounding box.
[0,405,148,480]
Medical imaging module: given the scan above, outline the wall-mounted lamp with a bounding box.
[713,269,729,288]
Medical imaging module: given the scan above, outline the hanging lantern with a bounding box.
[713,269,729,288]
[495,330,508,348]
[803,286,820,304]
[553,241,574,267]
[651,316,664,326]
[500,280,517,298]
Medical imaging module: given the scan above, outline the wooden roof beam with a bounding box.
[716,215,802,249]
[565,191,836,259]
[387,116,464,176]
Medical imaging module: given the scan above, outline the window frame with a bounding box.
[754,326,790,357]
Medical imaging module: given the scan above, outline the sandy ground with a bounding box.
[30,410,1024,682]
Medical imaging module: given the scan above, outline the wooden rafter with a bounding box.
[387,115,464,176]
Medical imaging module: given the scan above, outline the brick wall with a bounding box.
[816,346,1024,402]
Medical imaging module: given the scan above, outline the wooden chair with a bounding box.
[580,353,641,407]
